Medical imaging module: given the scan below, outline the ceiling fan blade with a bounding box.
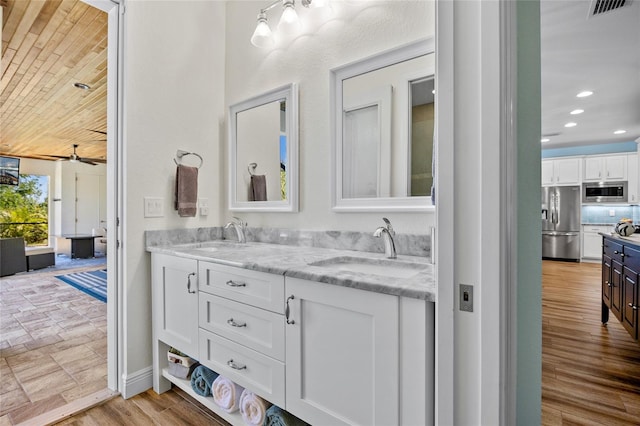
[85,129,107,135]
[79,158,98,166]
[40,154,71,160]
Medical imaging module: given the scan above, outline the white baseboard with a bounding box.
[121,366,153,399]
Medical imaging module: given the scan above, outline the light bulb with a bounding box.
[251,12,274,48]
[278,0,301,34]
[309,0,328,8]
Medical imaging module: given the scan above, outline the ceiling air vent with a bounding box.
[589,0,632,17]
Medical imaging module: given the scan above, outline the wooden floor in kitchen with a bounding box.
[542,260,640,425]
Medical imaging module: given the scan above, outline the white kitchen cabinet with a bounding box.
[583,155,627,182]
[542,158,581,186]
[284,277,400,426]
[627,154,638,203]
[582,225,613,260]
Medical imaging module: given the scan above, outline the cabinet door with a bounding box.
[622,266,638,340]
[611,259,624,321]
[583,232,603,259]
[604,155,627,181]
[541,160,555,186]
[152,253,199,357]
[285,278,399,426]
[555,158,581,185]
[602,254,612,309]
[584,157,604,181]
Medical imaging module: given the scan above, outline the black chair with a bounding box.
[0,237,27,277]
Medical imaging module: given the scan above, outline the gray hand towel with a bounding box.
[175,165,198,217]
[250,174,267,201]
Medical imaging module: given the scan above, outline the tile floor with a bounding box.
[0,257,108,425]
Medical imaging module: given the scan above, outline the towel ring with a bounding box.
[174,150,203,168]
[248,162,266,176]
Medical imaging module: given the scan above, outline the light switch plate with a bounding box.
[460,284,473,312]
[199,198,209,216]
[144,197,164,218]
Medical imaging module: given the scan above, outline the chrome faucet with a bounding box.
[374,217,397,259]
[224,217,247,243]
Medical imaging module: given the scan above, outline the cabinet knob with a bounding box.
[227,359,247,370]
[629,303,638,311]
[227,318,247,328]
[187,272,197,294]
[285,295,295,325]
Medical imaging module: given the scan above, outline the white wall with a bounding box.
[224,0,435,233]
[122,0,226,375]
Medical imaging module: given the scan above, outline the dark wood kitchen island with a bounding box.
[601,233,640,341]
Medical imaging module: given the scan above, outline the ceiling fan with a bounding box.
[43,144,106,165]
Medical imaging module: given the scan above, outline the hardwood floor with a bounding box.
[55,388,229,426]
[542,260,640,425]
[0,259,107,425]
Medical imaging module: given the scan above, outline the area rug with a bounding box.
[55,269,107,302]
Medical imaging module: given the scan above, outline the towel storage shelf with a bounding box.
[151,252,434,425]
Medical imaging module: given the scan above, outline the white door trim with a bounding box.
[80,0,124,394]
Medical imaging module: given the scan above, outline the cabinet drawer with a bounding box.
[603,238,624,263]
[199,293,285,361]
[624,245,640,272]
[199,262,284,313]
[199,328,285,407]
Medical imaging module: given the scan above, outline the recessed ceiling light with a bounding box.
[576,91,593,98]
[570,109,584,115]
[614,130,627,135]
[541,138,550,143]
[73,82,91,90]
[564,122,577,128]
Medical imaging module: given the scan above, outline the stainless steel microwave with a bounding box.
[582,181,627,203]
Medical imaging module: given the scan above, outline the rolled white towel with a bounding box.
[212,375,245,413]
[240,390,272,426]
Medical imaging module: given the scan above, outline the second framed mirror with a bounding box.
[228,83,299,212]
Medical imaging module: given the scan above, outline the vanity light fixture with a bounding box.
[564,122,577,128]
[614,130,627,135]
[570,109,584,115]
[576,90,593,98]
[250,0,330,48]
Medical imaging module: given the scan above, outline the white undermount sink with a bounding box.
[309,256,426,279]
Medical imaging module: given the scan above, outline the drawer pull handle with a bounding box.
[285,295,295,325]
[629,303,638,310]
[187,272,197,294]
[226,280,246,287]
[227,318,247,328]
[227,359,247,370]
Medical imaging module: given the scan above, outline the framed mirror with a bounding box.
[331,38,435,212]
[229,83,298,212]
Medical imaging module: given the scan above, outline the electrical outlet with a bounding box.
[144,197,164,218]
[609,209,615,217]
[460,284,473,312]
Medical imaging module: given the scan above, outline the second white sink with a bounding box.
[309,256,426,279]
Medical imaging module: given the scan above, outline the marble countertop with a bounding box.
[600,232,640,248]
[147,240,436,301]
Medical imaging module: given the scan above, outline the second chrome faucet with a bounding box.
[374,217,397,259]
[224,217,247,243]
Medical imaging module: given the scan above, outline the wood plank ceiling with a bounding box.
[1,0,108,164]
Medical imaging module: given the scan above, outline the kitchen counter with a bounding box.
[600,232,640,248]
[147,240,436,301]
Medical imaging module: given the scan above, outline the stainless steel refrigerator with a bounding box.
[542,186,581,261]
